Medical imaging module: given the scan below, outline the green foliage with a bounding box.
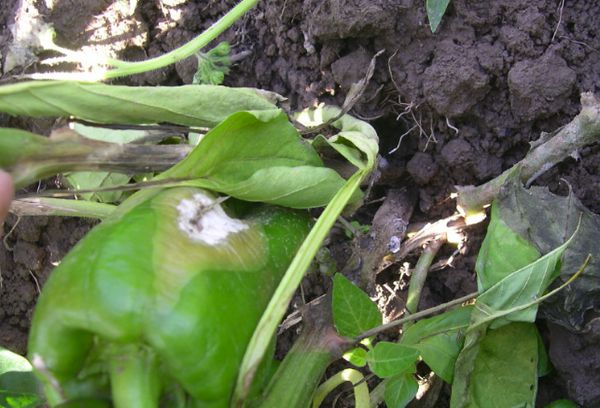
[451,225,575,407]
[332,274,382,338]
[459,323,539,408]
[426,0,451,33]
[64,171,130,203]
[0,347,43,408]
[194,41,232,85]
[342,347,368,368]
[342,220,370,239]
[475,203,540,291]
[494,176,600,331]
[163,110,351,208]
[366,342,419,378]
[0,81,276,128]
[545,400,579,408]
[400,306,472,383]
[384,373,418,408]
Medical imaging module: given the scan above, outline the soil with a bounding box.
[1,0,600,406]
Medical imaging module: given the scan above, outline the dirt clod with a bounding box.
[508,51,577,122]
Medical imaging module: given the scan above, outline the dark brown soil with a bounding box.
[1,0,600,406]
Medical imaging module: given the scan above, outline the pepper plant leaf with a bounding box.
[234,109,379,403]
[0,347,43,408]
[0,81,276,127]
[475,203,540,292]
[332,274,382,338]
[343,347,368,368]
[400,306,472,383]
[366,342,419,378]
[452,323,538,408]
[495,176,600,331]
[161,110,351,208]
[426,0,451,33]
[451,233,575,408]
[384,373,418,408]
[64,171,130,203]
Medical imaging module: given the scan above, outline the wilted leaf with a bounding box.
[473,234,572,330]
[495,177,600,331]
[366,342,419,378]
[332,274,382,338]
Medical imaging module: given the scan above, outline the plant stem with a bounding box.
[368,380,385,408]
[233,170,367,405]
[354,292,477,343]
[405,238,443,318]
[456,92,600,215]
[258,328,338,408]
[311,369,370,408]
[10,197,115,219]
[33,0,259,80]
[1,128,191,189]
[108,345,160,408]
[258,298,348,408]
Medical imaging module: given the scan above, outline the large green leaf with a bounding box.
[0,347,43,408]
[332,274,382,338]
[0,81,276,127]
[384,373,418,408]
[476,203,540,291]
[495,177,600,331]
[401,306,472,383]
[473,234,572,330]
[366,342,419,378]
[451,237,573,408]
[160,110,349,208]
[454,323,538,408]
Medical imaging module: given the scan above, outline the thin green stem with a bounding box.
[354,292,478,343]
[312,369,370,408]
[29,0,258,81]
[405,238,443,327]
[104,0,258,78]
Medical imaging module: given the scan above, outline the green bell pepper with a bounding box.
[28,187,311,407]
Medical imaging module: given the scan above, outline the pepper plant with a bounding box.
[1,1,599,407]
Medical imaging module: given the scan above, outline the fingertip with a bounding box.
[0,170,14,224]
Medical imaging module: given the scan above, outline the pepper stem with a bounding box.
[108,344,161,408]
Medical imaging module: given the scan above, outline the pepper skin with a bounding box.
[28,187,311,407]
